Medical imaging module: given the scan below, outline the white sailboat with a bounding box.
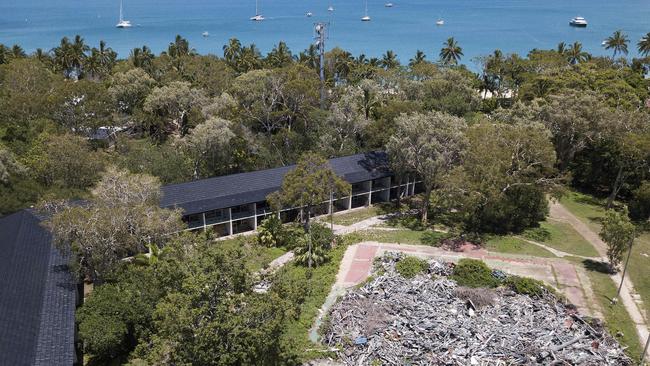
[361,0,371,21]
[116,0,132,28]
[328,5,335,12]
[436,19,444,26]
[250,0,265,21]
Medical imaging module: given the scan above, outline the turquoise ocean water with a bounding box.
[1,0,649,66]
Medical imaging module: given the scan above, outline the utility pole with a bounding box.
[613,238,635,305]
[640,329,650,366]
[314,22,328,108]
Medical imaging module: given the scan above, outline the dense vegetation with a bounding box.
[1,32,649,364]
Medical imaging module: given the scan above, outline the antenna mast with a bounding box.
[314,22,328,108]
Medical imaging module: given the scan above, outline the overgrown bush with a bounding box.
[256,215,285,247]
[630,181,650,222]
[523,226,551,242]
[453,286,497,308]
[451,259,500,288]
[504,275,546,297]
[395,256,429,278]
[420,230,446,247]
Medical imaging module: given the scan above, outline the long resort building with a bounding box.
[160,152,423,236]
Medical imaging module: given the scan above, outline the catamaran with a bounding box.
[116,0,132,28]
[250,0,265,21]
[569,16,587,27]
[361,0,371,21]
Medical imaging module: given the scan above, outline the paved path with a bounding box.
[549,200,650,358]
[310,241,602,342]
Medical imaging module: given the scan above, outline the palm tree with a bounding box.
[223,38,242,67]
[130,45,154,70]
[380,50,400,69]
[52,36,87,78]
[133,243,170,267]
[266,41,294,68]
[638,32,650,57]
[167,35,194,58]
[566,41,590,64]
[604,30,629,59]
[298,44,319,69]
[556,42,567,55]
[11,44,26,58]
[32,48,51,65]
[356,54,369,65]
[238,44,262,72]
[409,50,426,67]
[0,44,9,64]
[440,37,463,65]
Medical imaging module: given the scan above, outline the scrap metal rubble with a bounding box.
[323,253,632,365]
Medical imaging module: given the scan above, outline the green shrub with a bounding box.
[630,181,650,223]
[420,231,446,247]
[451,259,499,288]
[395,256,429,279]
[504,275,546,297]
[523,226,551,242]
[256,215,285,247]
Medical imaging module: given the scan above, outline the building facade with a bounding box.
[161,152,422,237]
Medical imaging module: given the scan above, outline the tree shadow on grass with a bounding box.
[583,259,612,274]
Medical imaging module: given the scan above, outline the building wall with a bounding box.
[182,175,422,237]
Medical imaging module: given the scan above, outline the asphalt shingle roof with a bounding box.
[0,210,76,366]
[161,152,390,216]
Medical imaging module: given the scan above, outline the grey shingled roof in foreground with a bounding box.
[0,210,76,366]
[161,151,390,216]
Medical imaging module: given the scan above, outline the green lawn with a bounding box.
[559,191,607,233]
[524,220,600,257]
[485,236,556,258]
[330,206,382,226]
[561,191,650,331]
[218,236,287,272]
[582,261,643,361]
[356,228,445,246]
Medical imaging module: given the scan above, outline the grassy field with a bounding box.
[329,206,382,226]
[581,259,643,361]
[218,236,287,272]
[485,236,556,258]
[524,220,600,257]
[355,228,446,246]
[558,191,607,233]
[560,191,650,325]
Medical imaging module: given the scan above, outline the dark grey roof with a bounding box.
[161,151,390,216]
[0,210,76,366]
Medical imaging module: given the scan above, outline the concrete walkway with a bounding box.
[550,200,650,358]
[310,241,603,342]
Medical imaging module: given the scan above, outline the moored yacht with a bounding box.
[306,12,313,17]
[385,3,394,7]
[328,5,334,12]
[569,16,587,27]
[251,0,265,21]
[361,0,371,21]
[436,19,444,26]
[202,31,210,37]
[115,0,132,28]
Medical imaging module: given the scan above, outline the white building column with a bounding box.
[202,212,207,232]
[252,203,258,230]
[367,180,373,206]
[227,208,233,236]
[347,195,352,210]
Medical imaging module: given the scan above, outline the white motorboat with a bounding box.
[385,3,394,7]
[306,12,313,17]
[436,19,444,25]
[250,0,265,21]
[569,16,587,27]
[361,0,371,21]
[115,0,132,28]
[202,31,210,37]
[328,5,334,12]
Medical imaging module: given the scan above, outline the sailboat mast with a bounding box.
[256,0,259,15]
[364,0,368,16]
[119,0,123,22]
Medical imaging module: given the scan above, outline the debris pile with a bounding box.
[323,253,632,365]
